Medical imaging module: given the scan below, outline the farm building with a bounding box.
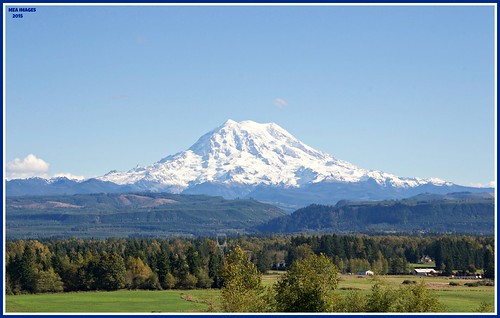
[419,255,433,263]
[413,268,437,276]
[357,270,374,276]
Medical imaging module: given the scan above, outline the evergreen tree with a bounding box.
[156,249,171,289]
[483,246,494,279]
[186,245,202,275]
[254,250,273,274]
[20,245,38,293]
[96,252,126,291]
[208,250,224,288]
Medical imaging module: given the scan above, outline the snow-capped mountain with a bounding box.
[7,120,491,208]
[97,119,450,192]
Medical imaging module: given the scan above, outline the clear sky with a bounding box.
[5,4,496,187]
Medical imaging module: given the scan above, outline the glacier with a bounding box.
[96,119,452,191]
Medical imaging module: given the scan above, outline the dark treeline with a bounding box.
[286,235,494,277]
[5,234,494,294]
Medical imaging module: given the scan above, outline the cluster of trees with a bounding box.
[5,234,494,294]
[6,238,224,294]
[221,245,443,312]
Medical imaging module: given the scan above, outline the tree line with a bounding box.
[5,234,494,294]
[285,234,494,277]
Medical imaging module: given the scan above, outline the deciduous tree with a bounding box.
[221,245,271,312]
[274,253,339,312]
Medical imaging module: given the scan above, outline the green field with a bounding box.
[5,289,220,313]
[5,275,495,313]
[336,275,495,313]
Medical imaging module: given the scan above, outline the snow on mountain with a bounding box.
[97,119,451,192]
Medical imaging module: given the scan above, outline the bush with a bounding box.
[449,281,460,286]
[340,279,443,312]
[393,282,443,312]
[339,287,361,290]
[475,302,494,312]
[402,280,417,285]
[465,281,494,287]
[163,272,178,289]
[179,273,198,289]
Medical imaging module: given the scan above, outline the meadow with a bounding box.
[335,274,495,313]
[6,274,494,313]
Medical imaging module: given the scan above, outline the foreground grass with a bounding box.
[336,274,495,312]
[6,289,220,313]
[6,275,494,313]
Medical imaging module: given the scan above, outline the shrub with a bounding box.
[465,281,494,287]
[402,280,417,285]
[475,302,494,312]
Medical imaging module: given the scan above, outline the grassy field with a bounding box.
[5,274,495,313]
[336,274,495,312]
[5,289,220,313]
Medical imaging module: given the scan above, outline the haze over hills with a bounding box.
[6,120,492,209]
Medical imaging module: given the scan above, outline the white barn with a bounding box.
[414,268,437,276]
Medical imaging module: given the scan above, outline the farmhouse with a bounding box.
[413,268,437,276]
[419,255,433,263]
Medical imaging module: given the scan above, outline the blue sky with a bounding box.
[5,5,495,187]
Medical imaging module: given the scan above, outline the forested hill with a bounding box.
[257,192,494,235]
[6,193,285,239]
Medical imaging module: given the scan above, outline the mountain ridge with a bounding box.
[6,192,285,239]
[257,192,494,235]
[6,120,492,208]
[6,191,493,239]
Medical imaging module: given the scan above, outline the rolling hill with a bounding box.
[6,192,285,240]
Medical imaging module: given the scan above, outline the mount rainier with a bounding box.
[99,119,449,190]
[7,120,491,209]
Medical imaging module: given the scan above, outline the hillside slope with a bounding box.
[257,192,494,235]
[6,192,285,239]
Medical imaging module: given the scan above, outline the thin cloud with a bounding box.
[468,181,495,188]
[275,98,287,108]
[6,154,50,179]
